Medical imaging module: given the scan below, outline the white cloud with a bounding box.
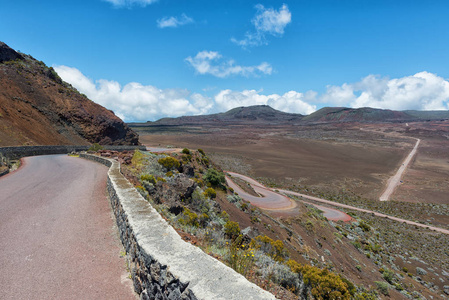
[54,66,448,122]
[232,4,292,48]
[54,65,213,122]
[103,0,157,8]
[185,51,272,78]
[157,14,194,28]
[321,72,449,111]
[214,89,316,115]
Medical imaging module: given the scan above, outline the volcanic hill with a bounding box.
[134,105,449,127]
[146,105,304,125]
[0,42,139,146]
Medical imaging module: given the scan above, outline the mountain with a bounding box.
[131,105,449,128]
[0,42,139,146]
[302,107,415,123]
[404,110,449,120]
[140,105,304,126]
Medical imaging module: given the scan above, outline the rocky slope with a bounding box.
[0,42,139,146]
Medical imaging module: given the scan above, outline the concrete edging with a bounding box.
[80,153,276,300]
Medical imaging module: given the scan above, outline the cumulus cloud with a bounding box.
[103,0,157,8]
[185,51,272,78]
[214,89,316,115]
[321,72,449,111]
[232,4,292,48]
[157,14,194,28]
[54,66,449,122]
[54,65,213,122]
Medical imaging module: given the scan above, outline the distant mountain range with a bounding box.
[0,41,139,146]
[130,105,449,127]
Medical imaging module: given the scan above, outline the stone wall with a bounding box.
[0,145,146,160]
[80,154,276,300]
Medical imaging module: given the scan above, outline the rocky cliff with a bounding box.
[0,42,139,146]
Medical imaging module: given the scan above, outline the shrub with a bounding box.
[140,174,156,184]
[178,208,199,227]
[227,235,254,276]
[198,148,205,156]
[181,148,190,154]
[88,143,103,152]
[375,281,389,296]
[251,235,288,262]
[131,150,145,167]
[203,187,217,199]
[358,220,371,232]
[382,268,395,284]
[287,260,352,299]
[204,168,225,186]
[224,221,240,240]
[158,156,180,170]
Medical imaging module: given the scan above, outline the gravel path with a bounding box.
[379,138,421,201]
[226,172,351,221]
[226,171,449,234]
[0,155,136,300]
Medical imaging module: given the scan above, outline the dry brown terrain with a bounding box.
[129,122,449,298]
[138,124,409,200]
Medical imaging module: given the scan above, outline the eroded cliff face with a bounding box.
[0,42,140,146]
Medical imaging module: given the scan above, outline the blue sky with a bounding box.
[2,0,449,121]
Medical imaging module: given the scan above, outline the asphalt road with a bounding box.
[0,155,136,300]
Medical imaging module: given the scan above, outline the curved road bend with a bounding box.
[0,155,136,300]
[227,172,449,234]
[379,138,421,201]
[225,175,296,210]
[226,172,350,222]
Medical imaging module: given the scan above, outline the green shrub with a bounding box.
[251,235,288,262]
[178,208,199,227]
[375,281,389,296]
[158,156,180,170]
[198,148,205,156]
[203,187,217,199]
[287,260,352,299]
[181,148,190,154]
[358,220,371,232]
[131,150,145,167]
[382,268,395,284]
[140,174,156,184]
[224,221,240,240]
[88,143,103,152]
[204,168,225,186]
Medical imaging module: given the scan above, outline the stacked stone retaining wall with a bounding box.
[80,153,276,300]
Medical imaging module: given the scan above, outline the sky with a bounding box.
[2,0,449,121]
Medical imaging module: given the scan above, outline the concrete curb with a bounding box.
[80,154,276,300]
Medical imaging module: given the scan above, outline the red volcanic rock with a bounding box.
[0,42,139,146]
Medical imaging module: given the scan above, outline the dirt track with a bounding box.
[379,138,421,201]
[226,172,351,222]
[227,172,449,234]
[0,155,136,299]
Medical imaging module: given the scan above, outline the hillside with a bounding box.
[132,105,449,129]
[302,107,415,123]
[143,105,304,126]
[0,42,139,146]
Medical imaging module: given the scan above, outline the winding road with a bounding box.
[379,138,421,201]
[226,171,449,234]
[226,172,351,222]
[0,155,136,299]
